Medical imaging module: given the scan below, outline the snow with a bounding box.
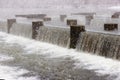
[0,32,120,80]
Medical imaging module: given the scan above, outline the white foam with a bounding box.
[0,65,38,80]
[0,54,14,61]
[0,32,120,80]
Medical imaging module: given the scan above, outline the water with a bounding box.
[36,26,70,47]
[0,21,7,32]
[10,22,32,39]
[1,32,120,80]
[76,32,120,59]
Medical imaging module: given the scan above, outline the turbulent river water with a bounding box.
[0,32,120,80]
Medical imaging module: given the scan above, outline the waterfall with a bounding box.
[36,26,70,47]
[76,32,120,59]
[0,21,7,32]
[10,22,32,38]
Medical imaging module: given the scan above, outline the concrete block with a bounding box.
[111,12,120,18]
[43,17,51,21]
[32,21,43,39]
[67,19,77,26]
[70,25,85,48]
[104,24,118,31]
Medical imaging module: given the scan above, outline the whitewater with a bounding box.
[0,32,119,80]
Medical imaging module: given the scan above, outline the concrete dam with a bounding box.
[0,17,120,60]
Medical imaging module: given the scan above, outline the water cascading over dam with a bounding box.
[0,21,7,32]
[10,22,33,38]
[36,26,70,47]
[76,32,120,59]
[5,18,70,47]
[7,19,43,39]
[1,18,120,60]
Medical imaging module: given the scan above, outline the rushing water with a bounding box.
[0,21,7,32]
[36,26,70,47]
[10,22,32,39]
[76,32,120,60]
[0,32,120,80]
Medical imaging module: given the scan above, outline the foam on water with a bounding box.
[0,54,14,61]
[0,54,38,80]
[0,32,120,80]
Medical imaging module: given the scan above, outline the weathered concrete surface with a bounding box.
[67,19,77,26]
[104,24,118,31]
[43,17,51,21]
[70,25,85,48]
[111,12,120,18]
[32,21,43,39]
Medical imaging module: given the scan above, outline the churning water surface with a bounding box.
[0,32,120,80]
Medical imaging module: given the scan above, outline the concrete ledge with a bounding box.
[67,19,77,26]
[104,24,118,31]
[15,14,46,19]
[43,17,51,21]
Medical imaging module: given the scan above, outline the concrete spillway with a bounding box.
[76,32,120,59]
[36,26,70,47]
[0,19,120,60]
[0,17,120,80]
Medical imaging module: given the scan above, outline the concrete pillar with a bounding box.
[70,25,85,48]
[85,15,93,25]
[111,12,120,18]
[43,17,51,21]
[60,15,67,21]
[7,19,16,33]
[111,14,119,18]
[104,24,118,31]
[67,19,77,26]
[32,21,43,39]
